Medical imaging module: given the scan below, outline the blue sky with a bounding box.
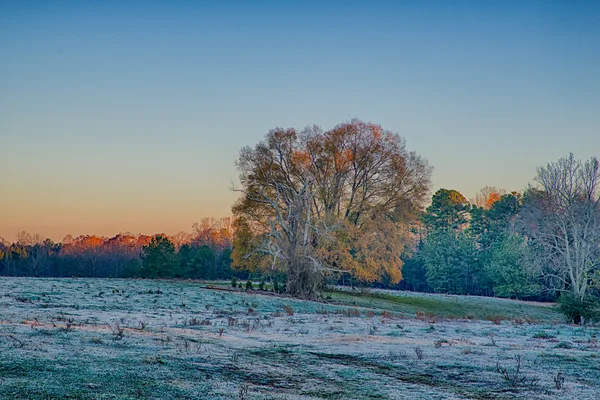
[1,0,599,241]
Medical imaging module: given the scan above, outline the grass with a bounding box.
[0,277,598,399]
[326,288,560,322]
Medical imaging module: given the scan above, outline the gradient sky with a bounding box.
[1,0,599,242]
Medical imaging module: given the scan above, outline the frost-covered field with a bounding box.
[0,278,598,399]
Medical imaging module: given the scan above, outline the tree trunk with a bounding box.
[287,258,320,299]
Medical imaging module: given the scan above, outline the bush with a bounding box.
[283,305,294,316]
[231,277,237,288]
[558,293,600,324]
[532,331,554,339]
[245,280,253,291]
[486,315,505,325]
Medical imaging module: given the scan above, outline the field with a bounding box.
[0,278,598,399]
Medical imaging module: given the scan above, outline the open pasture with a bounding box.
[0,278,598,399]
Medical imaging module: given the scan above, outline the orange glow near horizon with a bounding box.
[0,189,239,243]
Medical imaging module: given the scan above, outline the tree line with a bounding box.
[0,218,239,281]
[401,154,600,321]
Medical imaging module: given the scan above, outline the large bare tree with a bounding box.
[521,154,600,303]
[233,128,325,297]
[232,120,432,297]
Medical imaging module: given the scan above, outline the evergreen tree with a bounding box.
[422,189,470,231]
[140,235,179,278]
[420,230,480,294]
[485,234,541,299]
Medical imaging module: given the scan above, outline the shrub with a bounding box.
[554,341,574,349]
[245,280,253,291]
[558,293,599,324]
[416,310,436,323]
[231,277,237,288]
[239,384,249,400]
[554,371,565,390]
[258,279,265,291]
[283,305,294,316]
[486,315,505,325]
[346,308,360,317]
[368,323,377,335]
[59,318,75,333]
[109,323,125,340]
[316,306,329,315]
[532,331,554,339]
[496,355,526,387]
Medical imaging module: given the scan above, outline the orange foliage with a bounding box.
[317,217,407,284]
[192,217,233,251]
[474,186,506,210]
[486,192,502,209]
[292,149,311,168]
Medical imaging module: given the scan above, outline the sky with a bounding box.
[1,0,599,242]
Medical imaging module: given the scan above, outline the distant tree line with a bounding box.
[0,218,240,281]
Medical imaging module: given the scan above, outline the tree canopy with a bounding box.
[232,119,432,297]
[422,189,470,231]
